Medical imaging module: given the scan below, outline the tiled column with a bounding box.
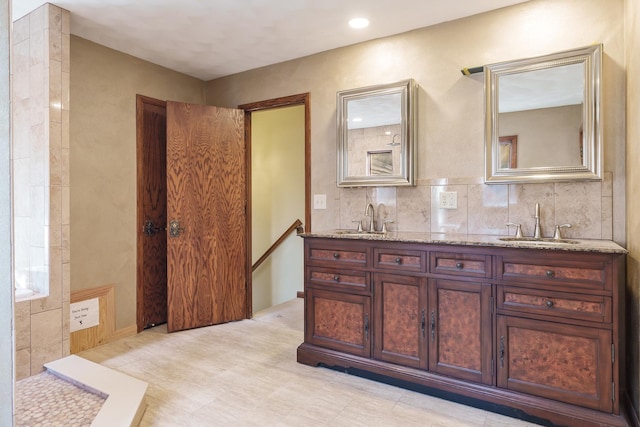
[12,3,70,379]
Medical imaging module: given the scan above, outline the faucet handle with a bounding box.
[381,220,394,233]
[553,223,572,240]
[352,220,363,232]
[506,222,523,238]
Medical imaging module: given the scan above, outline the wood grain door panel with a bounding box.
[373,273,427,369]
[166,101,247,332]
[496,315,612,412]
[428,279,493,385]
[306,288,371,357]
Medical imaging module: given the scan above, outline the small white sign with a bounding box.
[70,298,100,332]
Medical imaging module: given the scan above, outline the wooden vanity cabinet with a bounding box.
[298,237,627,427]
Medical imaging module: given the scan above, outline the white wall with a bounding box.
[251,105,305,312]
[0,0,13,423]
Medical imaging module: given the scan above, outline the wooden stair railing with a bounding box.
[252,219,304,273]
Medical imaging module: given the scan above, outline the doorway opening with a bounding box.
[136,93,310,330]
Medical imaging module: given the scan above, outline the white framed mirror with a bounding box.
[337,79,417,187]
[484,44,602,183]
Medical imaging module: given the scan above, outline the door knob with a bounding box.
[169,220,185,238]
[143,220,164,236]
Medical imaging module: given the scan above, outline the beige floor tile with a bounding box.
[73,298,543,427]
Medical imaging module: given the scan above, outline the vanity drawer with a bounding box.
[430,252,492,279]
[498,254,608,291]
[307,267,370,293]
[497,286,611,323]
[373,247,426,273]
[306,240,368,268]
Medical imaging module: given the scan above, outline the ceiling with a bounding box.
[12,0,531,81]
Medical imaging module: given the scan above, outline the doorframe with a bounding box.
[239,93,311,318]
[135,94,167,332]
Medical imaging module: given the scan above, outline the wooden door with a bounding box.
[373,273,427,369]
[496,315,612,412]
[166,101,247,332]
[136,95,168,330]
[428,279,493,385]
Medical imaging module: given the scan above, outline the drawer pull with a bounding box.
[395,257,402,264]
[333,275,340,282]
[333,253,340,259]
[545,300,554,308]
[546,270,555,277]
[455,262,464,269]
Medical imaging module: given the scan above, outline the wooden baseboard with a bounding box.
[70,285,137,353]
[110,324,138,341]
[297,291,304,298]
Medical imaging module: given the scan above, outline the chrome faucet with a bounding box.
[533,202,542,239]
[365,203,375,232]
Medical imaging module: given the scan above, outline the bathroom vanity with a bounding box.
[297,232,627,426]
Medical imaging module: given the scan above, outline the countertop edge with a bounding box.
[301,231,628,254]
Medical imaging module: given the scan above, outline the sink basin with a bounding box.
[499,237,579,245]
[334,230,386,236]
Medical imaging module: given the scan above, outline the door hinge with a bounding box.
[611,344,615,363]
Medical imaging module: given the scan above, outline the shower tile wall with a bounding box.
[338,173,612,240]
[12,4,71,380]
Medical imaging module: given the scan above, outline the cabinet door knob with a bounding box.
[333,253,340,259]
[395,257,402,264]
[546,270,555,277]
[333,275,340,282]
[455,262,464,269]
[545,300,554,307]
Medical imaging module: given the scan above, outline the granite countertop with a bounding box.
[302,230,628,254]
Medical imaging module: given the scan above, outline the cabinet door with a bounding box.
[496,315,612,412]
[373,274,428,369]
[305,288,371,357]
[428,279,493,384]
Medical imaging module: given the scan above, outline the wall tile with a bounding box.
[555,181,602,239]
[367,187,396,232]
[30,340,62,375]
[397,185,430,232]
[339,187,366,230]
[431,185,468,234]
[15,349,31,380]
[508,183,554,238]
[30,308,62,349]
[602,171,613,197]
[14,301,31,351]
[601,196,613,240]
[468,184,509,235]
[12,16,30,44]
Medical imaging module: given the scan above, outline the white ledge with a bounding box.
[45,355,147,427]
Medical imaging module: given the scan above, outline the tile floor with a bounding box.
[75,298,542,426]
[15,371,105,426]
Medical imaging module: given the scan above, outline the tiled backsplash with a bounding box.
[338,172,612,240]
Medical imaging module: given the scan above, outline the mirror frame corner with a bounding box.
[484,44,603,184]
[337,78,417,187]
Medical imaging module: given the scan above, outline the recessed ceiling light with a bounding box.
[349,18,369,29]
